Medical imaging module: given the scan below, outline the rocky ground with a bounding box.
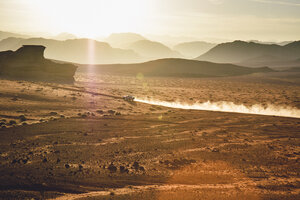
[0,72,299,200]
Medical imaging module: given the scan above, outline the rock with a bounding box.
[0,45,77,83]
[108,163,117,173]
[108,110,116,115]
[9,120,17,125]
[120,166,129,173]
[132,161,139,170]
[96,110,104,114]
[11,97,18,101]
[18,115,27,122]
[81,114,88,118]
[49,112,58,116]
[139,166,145,171]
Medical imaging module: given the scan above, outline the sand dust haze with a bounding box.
[135,98,300,118]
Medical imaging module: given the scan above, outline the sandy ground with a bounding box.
[0,72,299,200]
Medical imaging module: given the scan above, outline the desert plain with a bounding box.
[0,70,299,200]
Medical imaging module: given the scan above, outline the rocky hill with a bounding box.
[79,58,274,78]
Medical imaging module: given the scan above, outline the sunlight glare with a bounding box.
[31,0,152,37]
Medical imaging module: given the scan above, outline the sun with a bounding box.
[31,0,152,38]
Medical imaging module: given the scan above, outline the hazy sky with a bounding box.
[0,0,299,41]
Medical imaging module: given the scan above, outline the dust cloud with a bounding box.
[135,98,300,118]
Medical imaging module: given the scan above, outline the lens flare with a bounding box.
[135,98,300,118]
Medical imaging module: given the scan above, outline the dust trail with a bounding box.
[51,183,251,200]
[135,98,300,118]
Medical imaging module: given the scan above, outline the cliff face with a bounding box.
[0,45,77,83]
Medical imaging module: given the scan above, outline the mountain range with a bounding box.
[103,33,147,48]
[0,31,30,41]
[1,31,299,68]
[196,40,300,68]
[0,37,142,64]
[127,40,182,60]
[173,41,216,58]
[79,58,273,78]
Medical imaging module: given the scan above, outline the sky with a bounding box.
[0,0,299,42]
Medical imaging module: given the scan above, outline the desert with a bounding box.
[1,0,300,199]
[0,66,299,199]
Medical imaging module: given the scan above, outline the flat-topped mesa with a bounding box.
[14,45,46,61]
[0,45,77,83]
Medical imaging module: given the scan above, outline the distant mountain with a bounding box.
[0,37,142,64]
[127,40,182,60]
[173,41,216,58]
[196,40,300,67]
[53,32,77,40]
[104,33,147,48]
[0,31,29,41]
[79,58,274,78]
[248,40,293,46]
[145,34,200,46]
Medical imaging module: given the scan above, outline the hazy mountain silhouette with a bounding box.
[0,31,30,41]
[196,40,300,68]
[173,41,216,58]
[248,40,293,46]
[0,37,142,64]
[80,58,273,78]
[127,40,182,60]
[104,33,147,48]
[145,34,200,46]
[53,32,77,40]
